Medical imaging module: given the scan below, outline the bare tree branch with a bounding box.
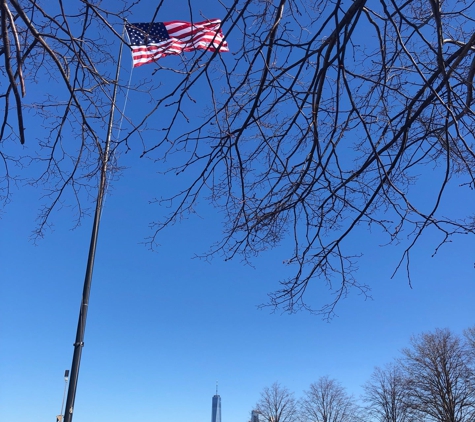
[1,0,474,318]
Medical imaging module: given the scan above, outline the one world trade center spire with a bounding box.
[211,382,221,422]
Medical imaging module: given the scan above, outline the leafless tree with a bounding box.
[401,328,475,422]
[301,376,359,422]
[465,327,475,359]
[362,363,415,422]
[2,1,475,317]
[0,0,139,234]
[255,382,299,422]
[146,0,475,317]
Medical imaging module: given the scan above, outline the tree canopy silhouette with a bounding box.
[1,0,474,317]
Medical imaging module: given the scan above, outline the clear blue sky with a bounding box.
[1,2,474,422]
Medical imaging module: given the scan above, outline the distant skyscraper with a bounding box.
[251,410,261,422]
[211,385,221,422]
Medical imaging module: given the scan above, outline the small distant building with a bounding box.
[251,410,261,422]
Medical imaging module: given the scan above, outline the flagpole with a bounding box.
[62,33,124,422]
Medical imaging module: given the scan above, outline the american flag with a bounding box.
[125,20,229,67]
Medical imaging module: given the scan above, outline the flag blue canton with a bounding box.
[126,23,169,46]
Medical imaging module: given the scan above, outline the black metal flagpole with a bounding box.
[62,33,124,422]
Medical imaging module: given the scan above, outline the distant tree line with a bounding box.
[251,327,475,422]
